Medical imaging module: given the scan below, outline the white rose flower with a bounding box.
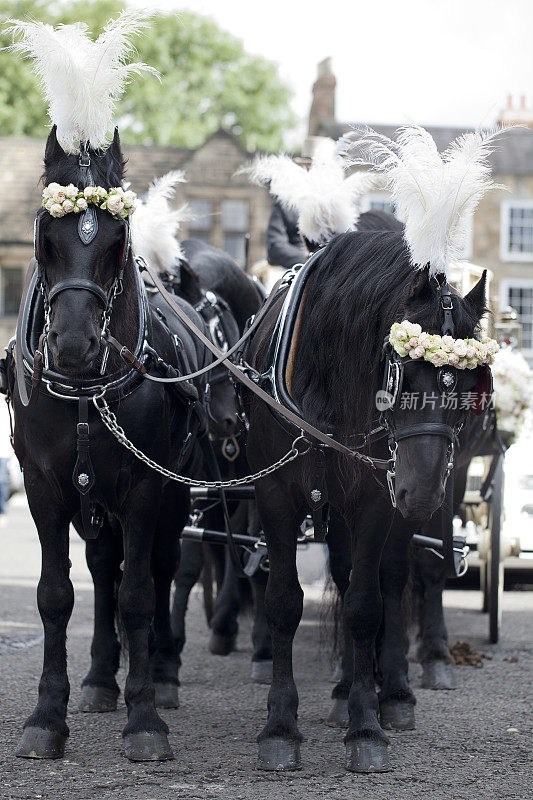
[47,182,62,195]
[441,335,454,352]
[95,187,107,199]
[42,187,51,200]
[62,199,75,213]
[109,186,124,198]
[65,184,78,199]
[76,197,88,211]
[465,346,475,360]
[453,339,467,357]
[418,332,431,349]
[410,346,425,359]
[123,190,136,207]
[448,353,460,366]
[106,194,124,215]
[84,186,97,199]
[54,190,65,203]
[49,203,65,218]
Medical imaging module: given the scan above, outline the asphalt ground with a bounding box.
[0,494,531,800]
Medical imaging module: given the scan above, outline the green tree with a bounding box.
[0,1,295,151]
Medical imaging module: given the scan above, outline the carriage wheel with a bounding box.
[487,456,504,643]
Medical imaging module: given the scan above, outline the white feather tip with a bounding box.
[345,124,506,276]
[8,10,159,154]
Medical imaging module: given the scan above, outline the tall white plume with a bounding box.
[246,138,378,244]
[131,171,190,273]
[344,124,505,276]
[8,11,158,153]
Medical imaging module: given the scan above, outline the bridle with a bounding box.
[32,141,131,379]
[377,276,493,506]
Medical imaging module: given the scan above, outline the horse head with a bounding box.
[37,127,130,375]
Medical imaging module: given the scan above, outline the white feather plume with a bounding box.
[246,138,378,244]
[131,171,190,273]
[344,124,505,276]
[7,11,158,153]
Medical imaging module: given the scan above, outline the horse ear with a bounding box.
[464,270,487,322]
[406,266,432,303]
[108,127,122,157]
[44,125,65,164]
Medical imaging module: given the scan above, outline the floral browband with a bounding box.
[42,183,137,219]
[389,321,499,369]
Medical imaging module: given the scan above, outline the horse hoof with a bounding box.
[257,737,301,771]
[123,732,174,762]
[154,682,179,709]
[330,660,343,683]
[251,660,273,684]
[79,685,118,713]
[380,701,415,731]
[421,661,456,690]
[345,740,390,773]
[209,632,236,656]
[15,727,66,759]
[325,698,349,728]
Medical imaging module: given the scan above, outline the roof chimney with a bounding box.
[499,94,533,128]
[308,58,336,137]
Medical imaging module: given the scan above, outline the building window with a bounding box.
[500,200,533,262]
[188,199,213,243]
[222,200,249,266]
[500,280,533,354]
[0,267,23,316]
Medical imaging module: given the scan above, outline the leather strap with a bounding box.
[48,278,108,307]
[143,261,388,466]
[392,423,457,443]
[16,259,39,407]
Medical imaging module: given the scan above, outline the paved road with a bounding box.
[0,495,531,800]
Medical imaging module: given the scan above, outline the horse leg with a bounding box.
[255,478,305,771]
[415,546,455,689]
[120,484,173,762]
[325,508,353,728]
[151,485,190,709]
[208,498,248,655]
[170,538,204,662]
[209,547,240,655]
[79,519,122,712]
[343,493,393,773]
[377,522,416,730]
[250,568,273,683]
[16,470,73,759]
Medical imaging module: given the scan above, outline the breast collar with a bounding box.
[17,259,151,402]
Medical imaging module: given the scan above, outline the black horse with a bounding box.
[78,246,243,715]
[8,127,212,762]
[243,221,488,772]
[171,241,272,676]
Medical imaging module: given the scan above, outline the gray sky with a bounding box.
[132,0,532,142]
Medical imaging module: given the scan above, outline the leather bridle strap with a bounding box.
[48,278,109,307]
[392,423,458,444]
[143,261,390,468]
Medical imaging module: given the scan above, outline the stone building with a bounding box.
[307,58,533,357]
[0,129,272,348]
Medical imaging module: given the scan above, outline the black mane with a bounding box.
[291,228,484,435]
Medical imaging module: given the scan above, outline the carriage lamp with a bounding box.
[495,306,522,350]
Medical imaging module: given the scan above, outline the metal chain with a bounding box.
[93,395,310,487]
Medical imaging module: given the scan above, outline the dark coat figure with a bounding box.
[266,201,307,268]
